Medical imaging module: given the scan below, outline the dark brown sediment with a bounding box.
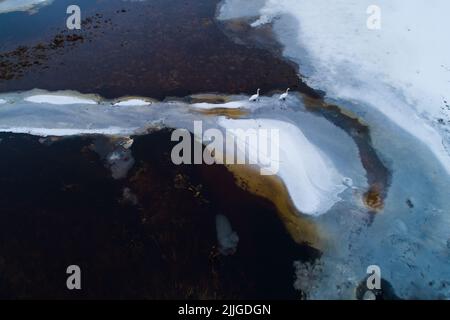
[224,164,323,249]
[363,185,384,211]
[191,107,249,118]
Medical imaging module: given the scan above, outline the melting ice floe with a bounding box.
[191,101,249,110]
[0,0,54,14]
[24,94,99,105]
[217,117,347,216]
[113,98,153,107]
[218,0,450,299]
[0,89,362,217]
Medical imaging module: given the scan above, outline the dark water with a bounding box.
[0,0,315,99]
[0,131,316,299]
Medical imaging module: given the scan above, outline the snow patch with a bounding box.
[218,117,347,216]
[191,101,247,110]
[216,214,239,255]
[113,99,152,107]
[24,94,98,105]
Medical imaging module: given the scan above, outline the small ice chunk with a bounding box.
[108,151,122,161]
[24,94,97,105]
[119,137,134,149]
[216,214,239,255]
[113,99,152,107]
[342,177,353,187]
[107,149,135,180]
[191,101,246,110]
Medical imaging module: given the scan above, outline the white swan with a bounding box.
[249,88,260,102]
[279,88,290,101]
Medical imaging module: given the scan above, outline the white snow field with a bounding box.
[218,117,347,216]
[219,0,450,175]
